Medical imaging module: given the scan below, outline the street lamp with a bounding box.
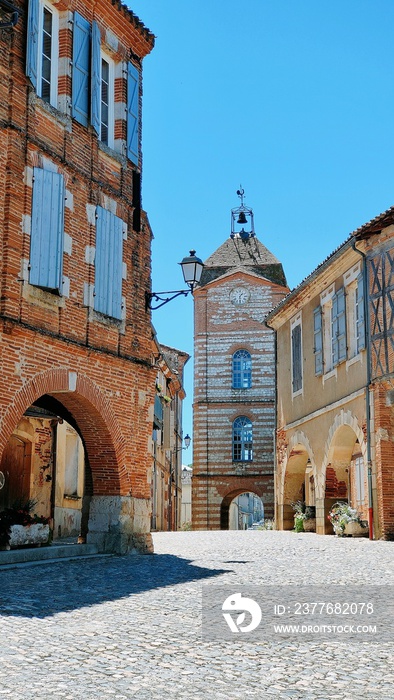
[169,433,191,531]
[146,250,204,310]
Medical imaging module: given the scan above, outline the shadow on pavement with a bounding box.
[0,553,229,618]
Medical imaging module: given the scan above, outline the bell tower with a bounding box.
[192,189,289,529]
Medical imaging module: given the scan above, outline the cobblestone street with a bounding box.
[0,531,393,699]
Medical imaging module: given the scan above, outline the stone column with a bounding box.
[87,495,153,554]
[315,496,326,535]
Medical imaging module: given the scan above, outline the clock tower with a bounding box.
[192,191,289,529]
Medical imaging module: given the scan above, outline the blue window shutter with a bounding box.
[72,12,91,126]
[313,306,323,375]
[337,287,347,362]
[292,324,302,392]
[30,168,64,291]
[26,0,39,89]
[91,21,101,134]
[331,293,338,366]
[94,207,123,319]
[127,62,139,164]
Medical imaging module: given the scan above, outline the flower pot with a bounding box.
[343,521,368,537]
[303,518,316,532]
[8,523,50,547]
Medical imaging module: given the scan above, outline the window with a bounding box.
[26,0,58,107]
[331,287,347,366]
[320,284,335,374]
[232,350,252,388]
[291,314,302,394]
[344,265,365,360]
[94,206,124,319]
[29,167,65,291]
[100,55,114,147]
[233,416,253,462]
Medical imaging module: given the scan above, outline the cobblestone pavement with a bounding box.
[0,530,393,700]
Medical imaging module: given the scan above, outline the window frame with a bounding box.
[99,52,115,148]
[26,0,59,107]
[232,349,252,389]
[290,312,303,396]
[232,416,253,462]
[37,0,58,106]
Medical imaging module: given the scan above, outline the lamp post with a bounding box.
[146,251,204,310]
[169,434,191,531]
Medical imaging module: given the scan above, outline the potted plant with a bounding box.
[0,499,51,550]
[328,501,368,537]
[291,500,307,532]
[291,501,316,532]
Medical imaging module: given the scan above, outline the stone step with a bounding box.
[0,543,113,569]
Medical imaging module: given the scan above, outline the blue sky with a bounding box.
[130,0,394,445]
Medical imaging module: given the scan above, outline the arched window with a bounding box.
[232,349,252,389]
[233,416,253,461]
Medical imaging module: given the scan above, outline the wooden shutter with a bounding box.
[332,289,346,365]
[94,206,123,319]
[313,306,323,375]
[337,287,347,362]
[163,405,171,449]
[356,272,365,352]
[72,12,90,126]
[291,324,302,392]
[127,62,139,164]
[29,168,64,291]
[26,0,39,89]
[91,21,101,134]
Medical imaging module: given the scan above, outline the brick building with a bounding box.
[192,196,288,529]
[151,340,190,532]
[267,206,394,539]
[0,0,157,552]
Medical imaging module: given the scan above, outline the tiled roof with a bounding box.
[352,204,394,238]
[204,235,280,267]
[199,235,287,288]
[114,2,155,46]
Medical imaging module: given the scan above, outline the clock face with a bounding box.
[230,287,250,305]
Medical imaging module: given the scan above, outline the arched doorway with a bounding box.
[323,424,366,533]
[0,369,133,553]
[220,488,265,530]
[282,445,315,530]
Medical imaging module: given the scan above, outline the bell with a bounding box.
[237,211,247,224]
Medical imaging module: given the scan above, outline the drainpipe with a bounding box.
[351,238,374,539]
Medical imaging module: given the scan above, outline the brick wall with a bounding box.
[0,0,156,552]
[192,272,288,529]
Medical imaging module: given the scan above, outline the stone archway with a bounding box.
[321,410,367,534]
[278,431,315,531]
[220,485,266,530]
[0,369,138,553]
